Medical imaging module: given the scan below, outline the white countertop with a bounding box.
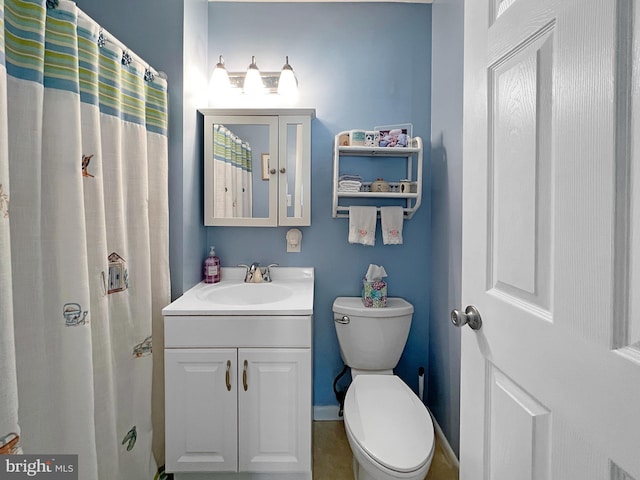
[162,267,314,316]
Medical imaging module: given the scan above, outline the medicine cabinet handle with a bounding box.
[225,360,231,391]
[243,360,248,391]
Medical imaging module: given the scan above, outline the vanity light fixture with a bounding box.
[210,54,299,97]
[243,56,266,95]
[210,55,231,93]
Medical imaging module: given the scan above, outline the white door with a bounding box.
[238,348,312,473]
[460,0,640,478]
[164,349,238,472]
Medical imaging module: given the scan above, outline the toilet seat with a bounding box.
[343,375,434,475]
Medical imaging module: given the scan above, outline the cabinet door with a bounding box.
[165,349,238,473]
[278,115,311,226]
[203,115,279,226]
[238,348,312,473]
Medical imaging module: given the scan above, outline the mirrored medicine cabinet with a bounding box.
[200,108,315,227]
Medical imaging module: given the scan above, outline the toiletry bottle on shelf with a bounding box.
[204,246,221,284]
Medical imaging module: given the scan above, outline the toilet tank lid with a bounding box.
[333,297,413,317]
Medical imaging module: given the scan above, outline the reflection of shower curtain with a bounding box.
[0,1,170,478]
[213,124,253,218]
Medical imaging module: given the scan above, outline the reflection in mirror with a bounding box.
[285,123,304,218]
[213,123,270,219]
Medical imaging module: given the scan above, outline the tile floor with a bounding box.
[312,420,459,480]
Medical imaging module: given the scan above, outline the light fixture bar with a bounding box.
[228,72,281,93]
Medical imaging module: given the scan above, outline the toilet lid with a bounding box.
[344,375,434,473]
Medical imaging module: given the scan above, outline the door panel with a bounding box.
[238,348,311,473]
[461,0,640,477]
[165,349,238,472]
[487,368,551,480]
[488,25,554,315]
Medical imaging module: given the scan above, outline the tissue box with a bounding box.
[362,279,387,308]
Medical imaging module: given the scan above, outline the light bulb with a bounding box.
[210,55,230,94]
[243,56,265,95]
[278,56,298,97]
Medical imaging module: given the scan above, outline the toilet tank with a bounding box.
[333,297,414,371]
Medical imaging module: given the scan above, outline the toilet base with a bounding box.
[350,453,432,480]
[352,455,381,480]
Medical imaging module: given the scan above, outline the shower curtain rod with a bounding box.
[76,9,168,81]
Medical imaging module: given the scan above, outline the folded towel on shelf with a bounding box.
[348,206,377,246]
[339,174,363,182]
[381,206,404,245]
[338,180,362,192]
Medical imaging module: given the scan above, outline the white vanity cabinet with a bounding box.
[200,108,315,227]
[164,313,312,479]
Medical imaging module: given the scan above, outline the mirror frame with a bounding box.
[200,108,315,227]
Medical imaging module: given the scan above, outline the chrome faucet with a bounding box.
[238,263,278,283]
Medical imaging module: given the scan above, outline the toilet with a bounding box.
[333,297,434,480]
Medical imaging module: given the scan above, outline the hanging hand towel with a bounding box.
[381,206,404,245]
[348,206,377,246]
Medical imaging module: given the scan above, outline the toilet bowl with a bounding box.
[343,375,434,480]
[332,297,435,480]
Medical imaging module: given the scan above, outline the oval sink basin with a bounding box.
[196,282,294,305]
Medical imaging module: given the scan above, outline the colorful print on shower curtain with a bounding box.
[0,0,170,478]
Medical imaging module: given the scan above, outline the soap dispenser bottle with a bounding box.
[204,246,221,284]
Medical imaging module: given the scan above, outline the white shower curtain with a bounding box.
[0,1,170,479]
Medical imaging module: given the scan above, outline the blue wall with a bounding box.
[430,0,463,455]
[206,2,432,408]
[77,0,460,448]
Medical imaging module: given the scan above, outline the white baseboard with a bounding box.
[429,411,460,469]
[313,404,342,421]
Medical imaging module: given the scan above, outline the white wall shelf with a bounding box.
[332,131,423,219]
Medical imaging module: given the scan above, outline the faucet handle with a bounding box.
[262,264,279,283]
[238,264,252,282]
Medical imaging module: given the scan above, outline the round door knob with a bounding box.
[451,305,482,330]
[270,168,277,175]
[280,167,286,174]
